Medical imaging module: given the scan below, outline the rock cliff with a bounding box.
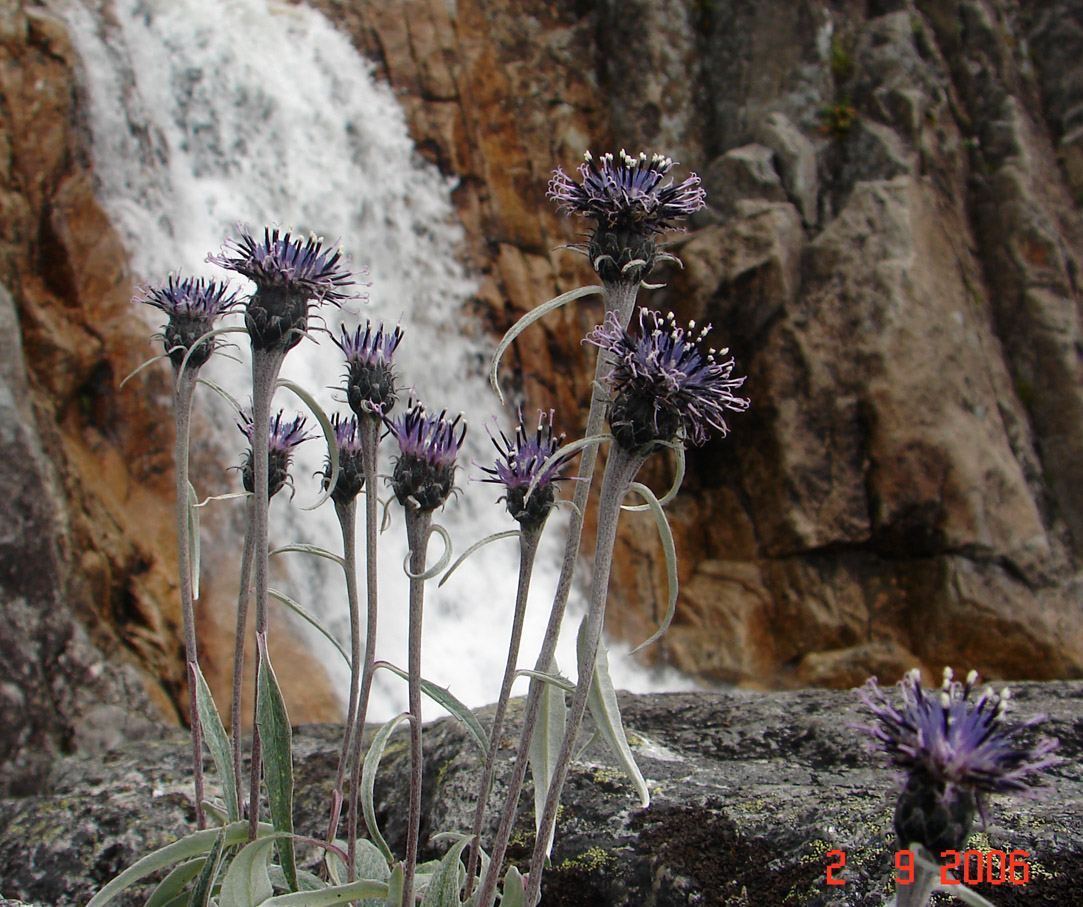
[2,0,1083,794]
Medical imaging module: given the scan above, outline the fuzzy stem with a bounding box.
[172,368,206,830]
[325,496,358,847]
[230,497,256,820]
[477,277,638,907]
[401,508,433,907]
[247,346,288,843]
[463,523,543,896]
[523,445,646,905]
[346,417,382,879]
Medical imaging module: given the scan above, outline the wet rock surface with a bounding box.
[0,685,1079,906]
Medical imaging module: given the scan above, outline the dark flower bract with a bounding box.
[322,412,366,505]
[859,668,1060,853]
[238,407,313,498]
[336,321,404,417]
[388,401,466,512]
[586,307,749,452]
[209,226,359,353]
[479,409,576,526]
[135,273,239,369]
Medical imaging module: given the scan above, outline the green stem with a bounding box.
[230,497,256,820]
[347,417,382,879]
[247,346,288,843]
[173,368,206,830]
[476,278,638,907]
[402,508,434,907]
[522,445,646,905]
[325,496,358,847]
[463,524,543,896]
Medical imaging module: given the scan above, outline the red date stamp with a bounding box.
[825,849,1031,886]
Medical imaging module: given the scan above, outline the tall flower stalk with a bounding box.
[522,307,748,904]
[463,411,577,895]
[135,274,238,829]
[388,401,466,906]
[209,226,358,839]
[479,152,706,907]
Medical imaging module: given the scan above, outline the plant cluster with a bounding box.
[97,151,1057,907]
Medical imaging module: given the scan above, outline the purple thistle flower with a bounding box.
[208,225,360,353]
[335,321,404,417]
[548,150,706,283]
[859,668,1060,853]
[135,273,240,369]
[322,412,366,505]
[238,407,314,498]
[387,400,467,512]
[479,409,577,526]
[586,307,749,453]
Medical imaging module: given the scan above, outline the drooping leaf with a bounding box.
[577,620,649,808]
[86,821,256,907]
[513,668,575,693]
[528,657,566,859]
[402,523,453,580]
[362,713,412,863]
[439,530,519,587]
[624,481,678,655]
[269,588,350,667]
[374,661,488,759]
[269,543,347,569]
[620,445,685,511]
[257,636,297,891]
[419,835,473,907]
[193,663,239,823]
[260,879,390,906]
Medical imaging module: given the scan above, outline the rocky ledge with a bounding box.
[0,685,1079,906]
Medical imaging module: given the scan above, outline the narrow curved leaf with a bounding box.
[262,879,390,906]
[439,530,519,587]
[577,620,649,808]
[528,657,566,859]
[193,663,239,823]
[144,858,205,907]
[419,835,473,907]
[620,446,685,511]
[86,821,256,907]
[188,826,229,907]
[402,523,452,580]
[489,285,604,404]
[119,352,171,389]
[196,376,244,414]
[269,588,350,667]
[270,543,347,569]
[257,635,297,891]
[277,378,338,511]
[374,661,488,758]
[363,713,412,862]
[513,668,575,693]
[624,481,678,654]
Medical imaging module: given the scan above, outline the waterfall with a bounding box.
[52,0,700,721]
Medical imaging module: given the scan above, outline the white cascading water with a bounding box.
[51,0,699,721]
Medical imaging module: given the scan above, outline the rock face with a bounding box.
[0,685,1079,906]
[3,0,1083,792]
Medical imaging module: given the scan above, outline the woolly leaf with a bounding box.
[257,635,297,891]
[528,657,566,858]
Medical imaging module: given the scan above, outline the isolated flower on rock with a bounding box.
[548,150,705,283]
[586,307,748,453]
[238,408,314,498]
[479,409,577,527]
[322,413,366,506]
[209,226,359,353]
[859,668,1060,855]
[336,321,404,417]
[388,401,466,512]
[135,273,239,370]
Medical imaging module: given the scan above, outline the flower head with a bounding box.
[238,407,314,498]
[208,226,359,353]
[859,668,1060,853]
[586,307,749,453]
[548,150,706,283]
[135,273,239,369]
[387,401,467,511]
[322,412,366,506]
[479,409,577,526]
[335,321,404,417]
